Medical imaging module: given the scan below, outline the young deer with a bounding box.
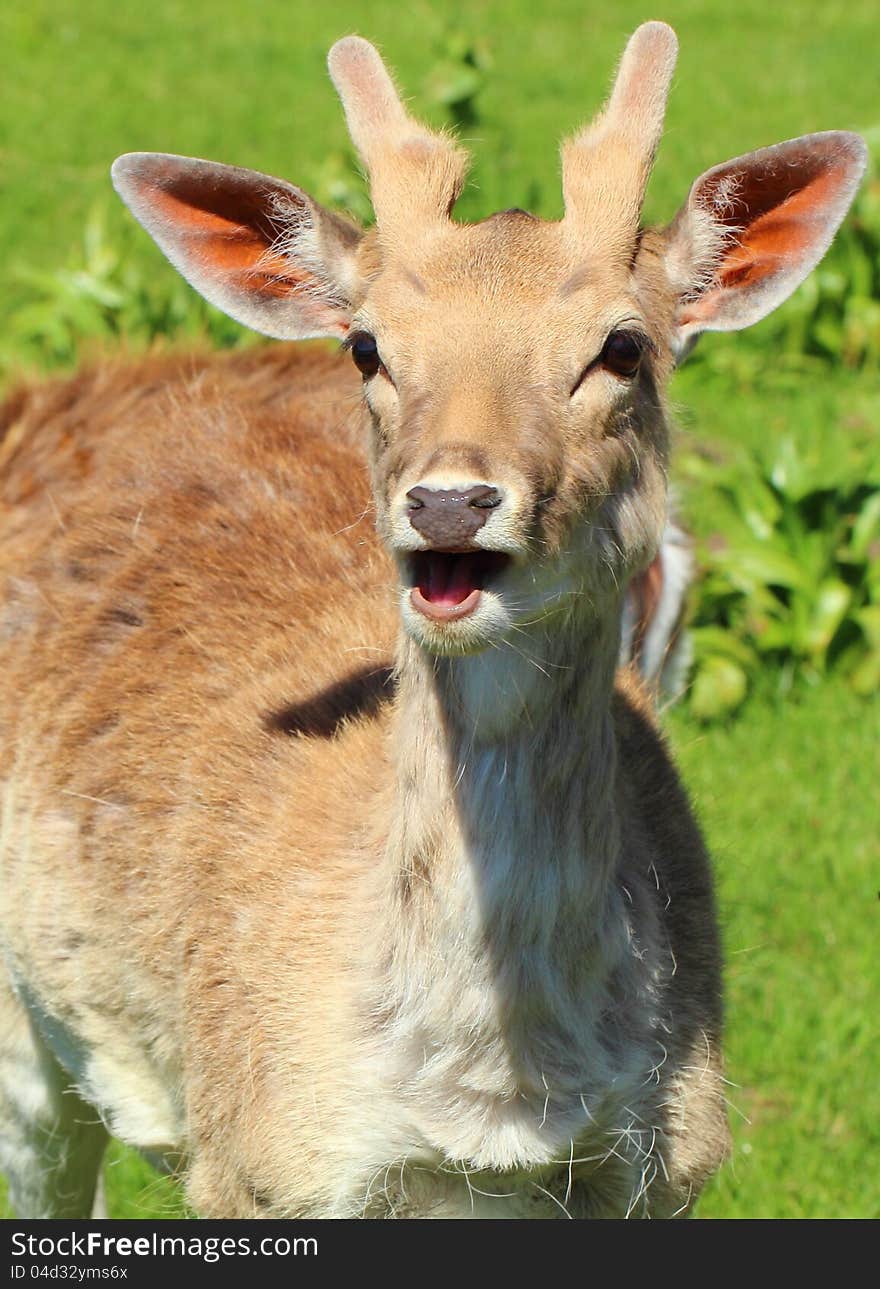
[0,25,864,1219]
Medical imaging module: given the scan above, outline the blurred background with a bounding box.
[1,0,878,1218]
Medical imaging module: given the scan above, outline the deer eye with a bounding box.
[601,330,645,379]
[350,332,382,379]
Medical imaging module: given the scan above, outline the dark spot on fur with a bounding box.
[186,482,221,504]
[234,1168,276,1213]
[88,711,121,740]
[398,870,413,905]
[104,606,144,628]
[397,850,432,906]
[265,664,396,739]
[249,1188,275,1213]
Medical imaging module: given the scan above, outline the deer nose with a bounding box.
[406,484,503,549]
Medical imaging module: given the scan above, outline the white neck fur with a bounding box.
[373,600,651,1170]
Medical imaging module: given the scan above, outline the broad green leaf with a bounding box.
[426,63,482,107]
[854,605,880,649]
[848,491,880,561]
[753,619,797,654]
[689,627,759,668]
[712,543,811,592]
[849,648,880,695]
[690,657,748,721]
[803,579,853,658]
[729,473,781,540]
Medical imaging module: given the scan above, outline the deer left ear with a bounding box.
[112,153,364,340]
[665,131,867,355]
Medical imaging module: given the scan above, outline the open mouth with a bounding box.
[409,550,511,622]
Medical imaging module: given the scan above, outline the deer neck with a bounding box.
[376,601,635,1151]
[389,607,622,890]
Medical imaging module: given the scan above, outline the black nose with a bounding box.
[406,485,502,549]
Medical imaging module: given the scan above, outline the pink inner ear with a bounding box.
[679,140,859,329]
[143,181,312,301]
[113,152,361,340]
[719,164,841,287]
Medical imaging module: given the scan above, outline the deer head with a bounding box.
[112,24,866,658]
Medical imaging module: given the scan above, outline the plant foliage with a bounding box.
[681,427,880,719]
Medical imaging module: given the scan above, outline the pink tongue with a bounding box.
[423,554,478,606]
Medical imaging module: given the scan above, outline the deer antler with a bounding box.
[562,22,678,261]
[328,36,469,238]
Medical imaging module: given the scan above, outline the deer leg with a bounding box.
[0,977,108,1218]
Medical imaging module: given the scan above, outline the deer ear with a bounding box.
[665,132,867,354]
[112,153,363,340]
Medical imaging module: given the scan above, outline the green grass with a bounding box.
[2,0,878,308]
[1,0,878,1222]
[669,370,880,1217]
[669,682,880,1218]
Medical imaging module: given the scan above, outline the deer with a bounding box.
[0,24,865,1219]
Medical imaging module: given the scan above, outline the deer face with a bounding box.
[346,216,674,653]
[113,26,865,657]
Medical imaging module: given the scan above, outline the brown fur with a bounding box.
[0,26,864,1218]
[0,346,726,1216]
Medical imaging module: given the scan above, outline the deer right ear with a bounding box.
[111,153,364,340]
[665,131,867,357]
